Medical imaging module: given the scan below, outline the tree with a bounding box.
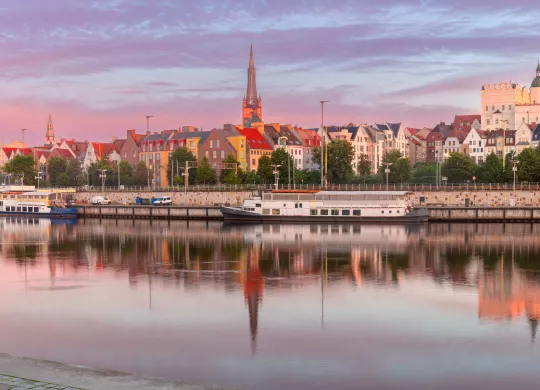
[270,148,294,186]
[220,154,245,184]
[195,157,217,184]
[118,161,133,185]
[476,153,504,183]
[132,162,150,186]
[313,140,354,183]
[88,159,114,187]
[47,157,68,185]
[66,159,85,186]
[441,153,476,183]
[245,171,260,184]
[357,154,372,177]
[2,155,36,185]
[517,148,540,182]
[167,148,197,186]
[411,163,436,184]
[379,150,411,183]
[257,155,274,184]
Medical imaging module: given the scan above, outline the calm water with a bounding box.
[1,218,540,389]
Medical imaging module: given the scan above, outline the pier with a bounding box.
[77,205,540,222]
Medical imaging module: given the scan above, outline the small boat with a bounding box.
[0,191,77,218]
[221,190,428,223]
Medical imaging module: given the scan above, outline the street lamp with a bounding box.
[35,173,41,189]
[512,159,518,206]
[146,115,154,132]
[383,162,392,191]
[320,100,329,188]
[99,169,107,193]
[271,164,281,189]
[501,119,509,169]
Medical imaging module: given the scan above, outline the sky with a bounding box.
[0,0,539,146]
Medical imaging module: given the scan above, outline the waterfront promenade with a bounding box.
[0,354,233,390]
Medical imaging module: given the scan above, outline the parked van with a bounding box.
[153,196,172,206]
[91,196,111,205]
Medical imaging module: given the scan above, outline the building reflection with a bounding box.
[3,219,540,343]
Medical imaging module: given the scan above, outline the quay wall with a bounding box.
[73,190,540,207]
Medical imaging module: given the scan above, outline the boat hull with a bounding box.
[0,208,78,219]
[220,206,429,224]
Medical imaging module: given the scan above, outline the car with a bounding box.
[153,196,172,206]
[91,196,111,205]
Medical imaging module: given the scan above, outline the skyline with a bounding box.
[1,0,539,145]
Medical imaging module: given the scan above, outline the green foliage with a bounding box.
[379,150,411,183]
[313,140,355,183]
[195,157,217,184]
[66,159,85,186]
[88,159,114,187]
[167,148,197,186]
[2,155,36,185]
[257,155,273,184]
[47,157,68,185]
[245,171,261,184]
[516,148,540,182]
[173,176,183,186]
[411,163,436,184]
[132,162,150,186]
[357,154,372,177]
[476,153,504,183]
[441,153,477,183]
[220,154,245,184]
[270,148,294,185]
[294,169,320,185]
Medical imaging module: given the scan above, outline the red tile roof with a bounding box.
[447,130,468,143]
[453,115,480,132]
[294,127,322,147]
[50,148,76,160]
[92,143,120,160]
[407,127,420,136]
[237,128,273,150]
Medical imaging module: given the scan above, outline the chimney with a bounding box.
[112,136,117,142]
[146,131,151,135]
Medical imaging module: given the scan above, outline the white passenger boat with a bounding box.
[0,191,77,218]
[221,191,428,223]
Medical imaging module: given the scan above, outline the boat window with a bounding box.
[389,211,392,214]
[255,203,261,207]
[34,207,39,213]
[353,210,361,216]
[397,210,400,214]
[272,209,280,215]
[299,203,302,208]
[331,210,339,216]
[17,207,21,212]
[23,207,28,212]
[294,203,298,209]
[263,209,270,215]
[321,209,329,216]
[342,210,350,216]
[310,210,317,216]
[381,211,384,214]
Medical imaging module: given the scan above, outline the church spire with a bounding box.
[45,114,55,145]
[246,44,258,107]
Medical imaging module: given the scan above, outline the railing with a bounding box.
[34,182,540,193]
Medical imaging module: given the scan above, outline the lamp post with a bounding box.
[21,128,27,147]
[99,169,107,193]
[383,162,392,191]
[146,115,154,132]
[117,160,121,190]
[320,100,329,188]
[502,119,509,169]
[271,164,281,189]
[35,173,40,190]
[512,159,518,206]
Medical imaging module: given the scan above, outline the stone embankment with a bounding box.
[73,189,540,207]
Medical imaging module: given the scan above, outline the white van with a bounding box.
[153,196,172,206]
[91,196,111,205]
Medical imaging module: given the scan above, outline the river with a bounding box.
[1,218,540,390]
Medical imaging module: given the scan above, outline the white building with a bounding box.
[462,128,487,164]
[481,64,540,130]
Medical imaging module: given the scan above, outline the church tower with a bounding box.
[45,114,55,145]
[242,44,263,126]
[530,63,540,105]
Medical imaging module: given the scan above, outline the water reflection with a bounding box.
[2,218,540,389]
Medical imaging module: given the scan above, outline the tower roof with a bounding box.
[246,44,259,108]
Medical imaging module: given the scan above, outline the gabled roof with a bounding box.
[170,131,211,143]
[264,125,302,146]
[237,128,273,150]
[407,128,420,136]
[387,123,402,137]
[453,115,481,132]
[375,123,389,131]
[50,148,76,160]
[446,130,468,143]
[92,143,120,160]
[432,122,454,138]
[113,139,126,150]
[532,124,540,141]
[294,128,321,147]
[142,131,174,143]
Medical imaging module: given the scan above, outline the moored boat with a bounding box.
[0,191,77,218]
[221,190,428,223]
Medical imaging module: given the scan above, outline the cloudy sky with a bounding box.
[0,0,539,145]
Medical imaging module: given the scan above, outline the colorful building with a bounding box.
[237,127,273,172]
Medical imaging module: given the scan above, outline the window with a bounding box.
[17,207,21,212]
[217,140,220,148]
[34,207,39,213]
[502,105,505,110]
[22,207,27,212]
[496,119,499,125]
[213,151,216,158]
[263,209,270,215]
[353,210,361,216]
[310,210,317,216]
[272,209,280,215]
[331,210,339,216]
[389,210,392,214]
[210,140,213,148]
[299,203,302,208]
[342,210,350,216]
[321,209,329,216]
[255,203,261,207]
[381,210,384,214]
[241,151,245,159]
[205,151,209,158]
[190,141,195,148]
[252,159,255,166]
[221,150,224,159]
[294,203,298,209]
[509,105,512,110]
